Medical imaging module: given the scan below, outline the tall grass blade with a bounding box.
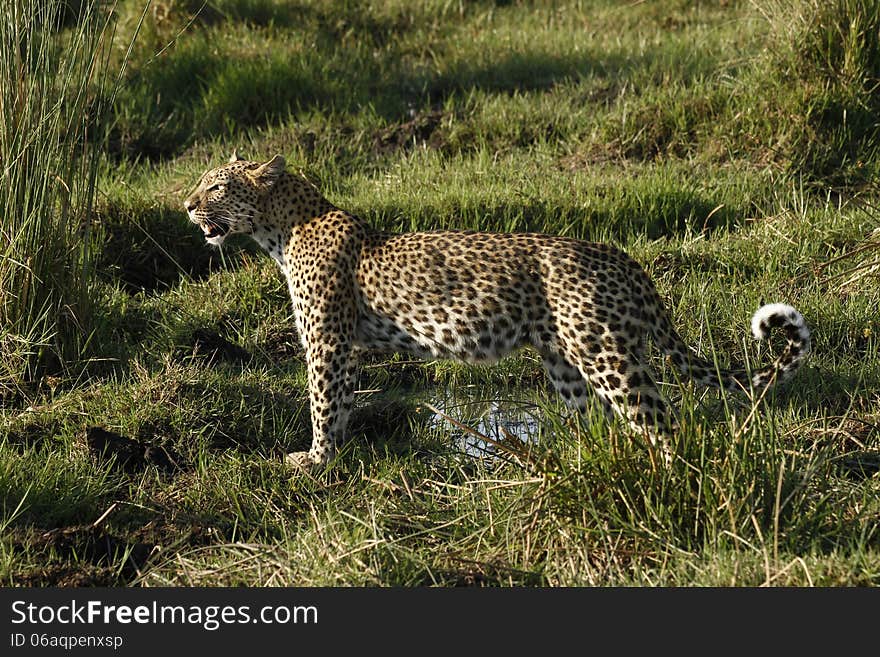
[0,1,146,397]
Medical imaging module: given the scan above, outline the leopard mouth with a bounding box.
[201,220,229,240]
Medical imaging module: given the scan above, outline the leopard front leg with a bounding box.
[286,304,359,471]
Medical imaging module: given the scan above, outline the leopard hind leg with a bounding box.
[541,350,590,414]
[560,338,678,465]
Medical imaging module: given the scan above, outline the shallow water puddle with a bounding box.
[418,385,543,460]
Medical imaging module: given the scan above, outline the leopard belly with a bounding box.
[353,300,530,364]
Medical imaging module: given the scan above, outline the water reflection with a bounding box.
[420,387,542,460]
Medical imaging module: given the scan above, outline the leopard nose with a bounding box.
[183,198,197,212]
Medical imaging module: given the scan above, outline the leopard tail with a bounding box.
[648,297,811,394]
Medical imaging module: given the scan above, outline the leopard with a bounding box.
[183,152,811,469]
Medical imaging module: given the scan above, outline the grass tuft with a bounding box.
[757,0,880,184]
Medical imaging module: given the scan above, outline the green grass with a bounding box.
[1,0,879,586]
[0,0,148,394]
[0,0,107,392]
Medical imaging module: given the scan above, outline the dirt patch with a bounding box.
[259,327,304,361]
[85,426,182,474]
[129,517,221,549]
[177,328,253,365]
[10,524,156,587]
[373,110,445,155]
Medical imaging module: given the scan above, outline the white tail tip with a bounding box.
[750,303,807,340]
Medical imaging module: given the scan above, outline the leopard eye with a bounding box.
[206,183,225,193]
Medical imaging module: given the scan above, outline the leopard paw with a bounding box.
[285,450,320,472]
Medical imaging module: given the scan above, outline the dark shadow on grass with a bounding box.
[172,368,422,457]
[420,558,544,587]
[97,202,254,295]
[86,426,183,475]
[3,419,63,453]
[257,326,304,361]
[8,525,156,587]
[112,2,728,160]
[112,49,616,160]
[175,328,254,365]
[347,397,421,454]
[176,380,306,452]
[649,249,759,286]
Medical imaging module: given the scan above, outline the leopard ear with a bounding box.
[251,154,286,186]
[229,149,245,163]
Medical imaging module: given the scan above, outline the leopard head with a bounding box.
[183,152,286,247]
